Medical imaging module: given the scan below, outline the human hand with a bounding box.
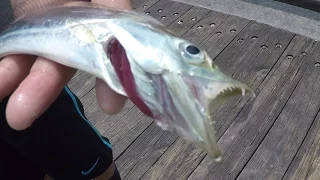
[1,0,131,130]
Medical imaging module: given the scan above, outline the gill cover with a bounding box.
[106,19,169,74]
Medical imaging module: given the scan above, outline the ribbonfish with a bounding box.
[0,2,254,162]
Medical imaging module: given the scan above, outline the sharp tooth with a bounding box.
[242,88,246,96]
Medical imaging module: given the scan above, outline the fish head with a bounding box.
[106,16,254,161]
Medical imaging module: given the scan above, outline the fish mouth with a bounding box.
[183,75,254,162]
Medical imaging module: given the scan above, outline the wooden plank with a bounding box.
[181,11,229,45]
[116,123,178,180]
[68,71,95,99]
[167,6,211,37]
[143,0,193,26]
[139,137,206,180]
[237,40,320,180]
[213,26,295,140]
[278,43,320,180]
[199,15,251,58]
[133,0,161,11]
[138,22,294,180]
[113,9,252,180]
[282,114,320,180]
[188,35,315,180]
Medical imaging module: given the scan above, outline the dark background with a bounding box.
[0,0,13,29]
[275,0,320,12]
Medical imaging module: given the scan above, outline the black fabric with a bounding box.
[0,138,46,180]
[0,87,114,180]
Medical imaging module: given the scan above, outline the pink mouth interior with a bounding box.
[108,39,153,117]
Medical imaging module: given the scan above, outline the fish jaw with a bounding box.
[159,69,253,161]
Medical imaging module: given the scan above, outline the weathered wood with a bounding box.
[167,6,211,37]
[133,0,161,11]
[188,35,315,180]
[116,123,178,179]
[139,137,206,180]
[68,71,95,99]
[143,0,193,26]
[237,40,320,180]
[283,113,320,180]
[213,26,295,139]
[181,10,229,45]
[278,43,320,180]
[199,15,250,57]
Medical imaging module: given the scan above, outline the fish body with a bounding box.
[0,2,253,161]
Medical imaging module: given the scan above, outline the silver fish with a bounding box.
[0,2,254,162]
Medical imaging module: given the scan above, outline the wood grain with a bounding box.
[188,35,314,180]
[280,43,320,180]
[237,40,320,180]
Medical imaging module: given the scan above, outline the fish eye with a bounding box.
[186,45,200,55]
[180,43,205,64]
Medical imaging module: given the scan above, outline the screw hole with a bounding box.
[158,9,162,12]
[178,20,183,24]
[230,29,236,33]
[197,25,203,29]
[261,45,268,49]
[216,32,222,35]
[173,12,179,15]
[238,38,244,43]
[143,5,147,8]
[301,52,308,56]
[145,12,150,14]
[315,62,320,67]
[209,23,215,27]
[161,16,166,19]
[252,36,258,40]
[287,55,293,60]
[275,43,282,48]
[191,17,196,21]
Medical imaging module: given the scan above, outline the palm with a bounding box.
[0,0,129,130]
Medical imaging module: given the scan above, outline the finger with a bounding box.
[0,55,35,100]
[95,78,127,114]
[6,57,77,130]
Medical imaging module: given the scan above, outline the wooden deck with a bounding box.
[68,0,320,179]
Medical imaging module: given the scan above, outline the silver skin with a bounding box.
[0,2,253,161]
